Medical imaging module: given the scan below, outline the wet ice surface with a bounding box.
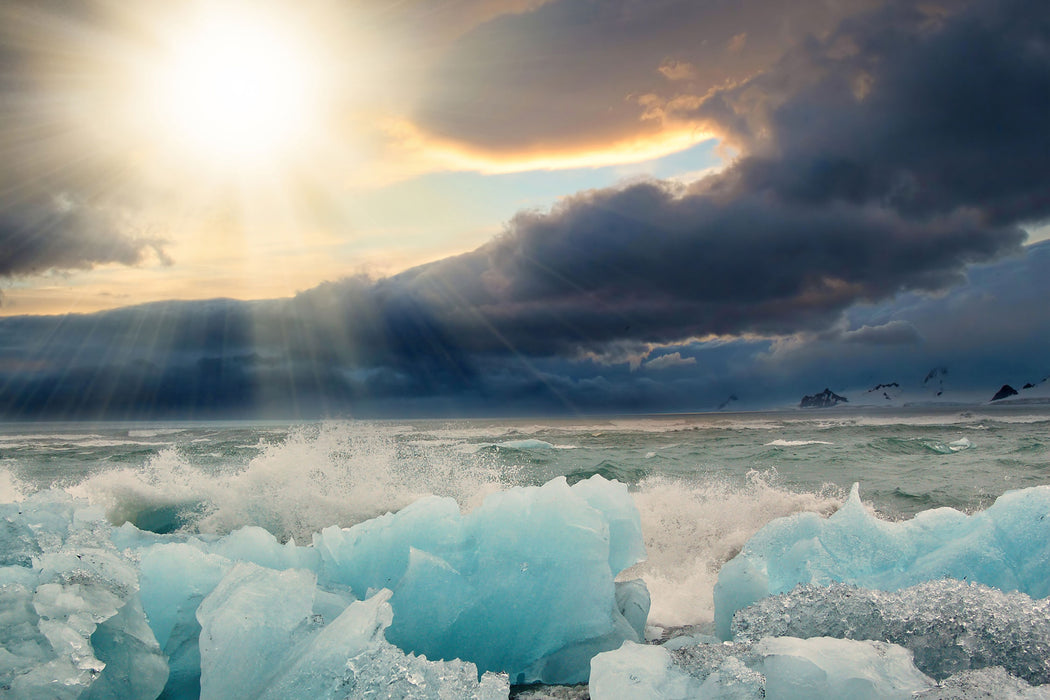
[591,636,933,699]
[914,667,1050,699]
[731,580,1050,684]
[591,636,1050,700]
[714,483,1050,638]
[0,492,168,700]
[4,475,1050,698]
[0,476,643,697]
[196,569,508,700]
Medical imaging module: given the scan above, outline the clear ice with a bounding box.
[195,563,508,699]
[590,636,1050,700]
[590,636,933,700]
[309,475,647,684]
[731,580,1050,684]
[0,492,167,700]
[714,483,1050,638]
[1,475,645,697]
[5,477,1050,698]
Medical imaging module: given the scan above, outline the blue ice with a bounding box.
[713,483,1050,638]
[9,474,645,697]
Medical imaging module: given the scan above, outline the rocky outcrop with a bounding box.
[923,367,948,397]
[991,384,1019,401]
[800,388,848,409]
[867,382,901,401]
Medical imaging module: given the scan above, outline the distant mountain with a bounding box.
[989,376,1050,405]
[922,367,949,398]
[799,388,849,409]
[841,367,986,407]
[834,366,1050,408]
[991,384,1019,401]
[865,382,902,403]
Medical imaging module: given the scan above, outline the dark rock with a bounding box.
[868,382,900,392]
[991,384,1019,401]
[1024,383,1035,389]
[799,388,848,409]
[923,367,949,385]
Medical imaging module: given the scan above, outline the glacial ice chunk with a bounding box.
[0,515,42,567]
[589,641,702,699]
[197,563,317,700]
[313,475,646,684]
[731,580,1050,684]
[915,667,1050,699]
[757,636,933,700]
[4,475,645,695]
[137,543,232,699]
[83,594,169,700]
[590,636,934,700]
[714,484,1050,638]
[0,493,166,700]
[195,562,509,700]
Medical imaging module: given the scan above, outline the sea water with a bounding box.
[1,406,1048,697]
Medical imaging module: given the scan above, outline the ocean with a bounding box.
[2,406,1049,697]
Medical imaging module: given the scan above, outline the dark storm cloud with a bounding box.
[0,0,170,277]
[413,0,882,152]
[750,240,1050,398]
[690,0,1050,223]
[359,0,1043,362]
[0,195,169,276]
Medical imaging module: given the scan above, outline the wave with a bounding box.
[624,471,843,629]
[492,439,577,450]
[127,428,188,438]
[70,422,512,543]
[0,468,28,502]
[764,439,834,447]
[869,436,976,455]
[0,424,846,635]
[566,461,650,486]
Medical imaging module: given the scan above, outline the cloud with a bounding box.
[643,352,696,370]
[726,33,748,53]
[0,194,169,277]
[658,59,697,82]
[0,0,1048,418]
[0,1,173,278]
[389,0,1033,359]
[243,0,1050,383]
[841,321,922,346]
[750,241,1050,394]
[1,242,1048,418]
[411,0,880,155]
[683,0,1050,224]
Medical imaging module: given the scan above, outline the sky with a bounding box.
[0,0,1048,418]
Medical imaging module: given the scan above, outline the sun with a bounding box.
[147,7,322,168]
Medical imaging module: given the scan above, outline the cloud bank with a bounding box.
[0,0,1047,417]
